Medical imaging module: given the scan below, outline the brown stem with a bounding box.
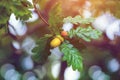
[33,2,49,26]
[59,61,67,80]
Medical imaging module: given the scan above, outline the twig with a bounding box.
[33,2,49,26]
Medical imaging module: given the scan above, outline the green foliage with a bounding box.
[0,0,32,28]
[60,41,83,71]
[63,15,94,24]
[32,34,52,63]
[0,28,5,38]
[10,0,32,20]
[68,26,102,42]
[0,28,12,45]
[32,34,52,54]
[0,5,10,27]
[48,2,63,35]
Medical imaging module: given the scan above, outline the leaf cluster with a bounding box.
[60,41,83,71]
[48,2,63,35]
[0,0,32,28]
[0,28,12,45]
[63,15,94,24]
[32,34,52,63]
[68,26,102,42]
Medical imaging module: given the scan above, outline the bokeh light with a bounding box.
[92,13,116,31]
[50,47,63,59]
[21,56,34,70]
[0,63,15,78]
[88,65,102,78]
[8,13,27,36]
[12,41,21,50]
[62,22,73,31]
[26,11,38,22]
[22,37,36,55]
[23,71,38,80]
[27,0,33,5]
[51,62,61,79]
[0,63,21,80]
[106,20,120,40]
[89,65,110,80]
[107,58,120,72]
[64,66,80,80]
[34,65,46,79]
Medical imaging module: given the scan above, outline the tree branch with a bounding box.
[33,2,49,26]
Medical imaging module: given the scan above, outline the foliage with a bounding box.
[48,2,63,35]
[32,2,64,63]
[0,28,5,39]
[0,0,120,80]
[0,28,12,45]
[32,34,52,54]
[68,26,102,42]
[63,15,94,24]
[32,34,52,63]
[60,41,83,71]
[0,0,32,28]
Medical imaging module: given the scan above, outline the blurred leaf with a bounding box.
[60,41,83,71]
[1,36,12,46]
[0,27,6,36]
[48,2,63,35]
[68,26,102,42]
[63,15,94,24]
[0,28,12,45]
[0,6,11,25]
[10,0,32,21]
[0,0,32,28]
[32,34,52,63]
[32,34,52,54]
[38,0,48,10]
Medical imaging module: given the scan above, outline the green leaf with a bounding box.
[32,34,52,54]
[10,0,32,21]
[0,0,32,28]
[32,34,52,63]
[60,41,83,71]
[63,15,94,24]
[48,2,63,35]
[68,26,102,42]
[0,5,11,25]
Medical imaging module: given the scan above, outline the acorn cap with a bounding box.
[56,35,64,42]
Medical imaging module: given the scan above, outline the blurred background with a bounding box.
[0,0,120,80]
